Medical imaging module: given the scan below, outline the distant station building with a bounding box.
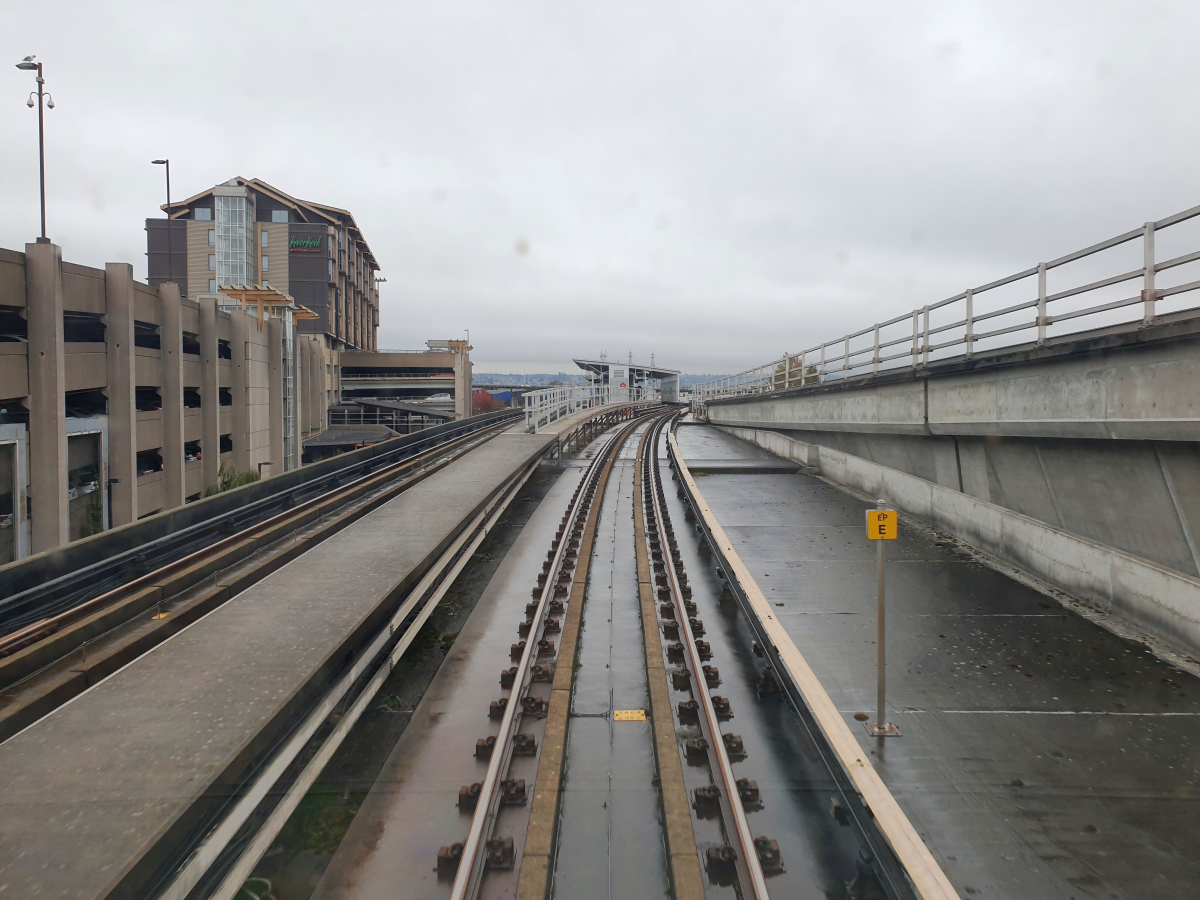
[574,357,680,402]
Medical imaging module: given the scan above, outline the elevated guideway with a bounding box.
[0,402,650,900]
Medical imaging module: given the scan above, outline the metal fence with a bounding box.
[693,203,1200,406]
[524,385,658,433]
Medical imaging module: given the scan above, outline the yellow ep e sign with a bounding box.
[867,509,897,540]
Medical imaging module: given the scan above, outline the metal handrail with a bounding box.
[693,203,1200,406]
[523,384,660,433]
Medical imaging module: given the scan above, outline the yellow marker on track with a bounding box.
[613,709,646,721]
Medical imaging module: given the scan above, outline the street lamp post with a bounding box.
[15,56,54,242]
[152,160,172,283]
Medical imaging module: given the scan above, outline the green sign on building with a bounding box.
[289,236,323,253]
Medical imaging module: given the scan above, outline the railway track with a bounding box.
[432,409,785,900]
[418,409,940,900]
[143,404,656,900]
[0,415,524,743]
[0,400,951,900]
[642,412,775,898]
[0,411,525,643]
[440,409,663,898]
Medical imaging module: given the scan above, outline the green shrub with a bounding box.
[203,465,262,497]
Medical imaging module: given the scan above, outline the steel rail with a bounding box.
[0,418,515,659]
[156,456,540,900]
[645,414,771,900]
[450,409,657,900]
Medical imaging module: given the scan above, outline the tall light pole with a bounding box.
[15,56,54,243]
[152,160,172,283]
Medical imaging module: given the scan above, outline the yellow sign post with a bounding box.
[866,502,901,737]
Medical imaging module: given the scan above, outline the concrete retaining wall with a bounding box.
[718,425,1200,660]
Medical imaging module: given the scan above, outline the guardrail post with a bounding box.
[1143,221,1156,324]
[921,306,930,366]
[911,310,919,369]
[819,343,825,382]
[843,335,850,375]
[799,350,806,386]
[964,289,974,360]
[1037,262,1048,345]
[872,324,880,374]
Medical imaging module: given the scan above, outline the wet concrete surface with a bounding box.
[676,423,1200,899]
[311,455,588,900]
[551,422,671,900]
[658,427,876,900]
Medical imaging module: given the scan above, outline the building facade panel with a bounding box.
[64,344,107,392]
[61,263,106,314]
[135,349,161,388]
[137,412,163,452]
[0,346,28,400]
[0,248,26,308]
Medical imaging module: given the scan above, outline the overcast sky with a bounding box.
[2,1,1198,374]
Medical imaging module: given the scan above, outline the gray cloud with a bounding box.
[2,1,1198,374]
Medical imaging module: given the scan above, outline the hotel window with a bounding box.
[261,230,269,247]
[208,230,215,246]
[208,254,215,271]
[208,279,216,293]
[195,208,212,221]
[271,209,288,224]
[262,256,269,272]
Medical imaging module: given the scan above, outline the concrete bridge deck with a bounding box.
[0,430,555,900]
[677,422,1200,899]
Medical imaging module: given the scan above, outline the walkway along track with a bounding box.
[667,427,959,900]
[0,415,520,743]
[442,409,664,900]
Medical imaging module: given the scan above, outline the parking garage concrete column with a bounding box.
[198,297,220,492]
[267,316,284,478]
[25,241,68,552]
[454,349,471,418]
[159,282,185,510]
[298,336,311,438]
[104,263,138,526]
[308,338,323,435]
[230,308,250,472]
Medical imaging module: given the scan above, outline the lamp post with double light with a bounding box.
[15,55,54,242]
[152,159,172,283]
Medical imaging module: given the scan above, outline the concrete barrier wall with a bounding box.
[718,425,1200,659]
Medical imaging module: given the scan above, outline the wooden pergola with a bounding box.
[216,286,320,331]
